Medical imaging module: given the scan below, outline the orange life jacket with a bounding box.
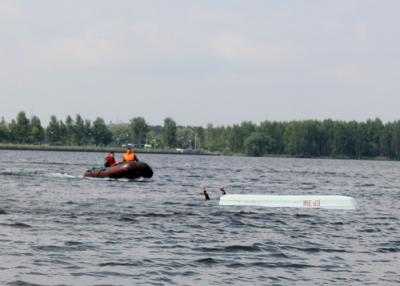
[123,150,136,162]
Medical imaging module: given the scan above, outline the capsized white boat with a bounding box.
[219,194,357,210]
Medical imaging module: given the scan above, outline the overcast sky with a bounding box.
[1,0,399,126]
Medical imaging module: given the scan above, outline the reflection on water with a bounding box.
[0,150,400,285]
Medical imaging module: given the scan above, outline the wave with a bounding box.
[359,227,380,233]
[190,259,315,269]
[119,211,196,219]
[99,261,143,267]
[46,172,79,179]
[282,245,349,253]
[355,183,376,187]
[118,216,138,223]
[376,240,400,253]
[34,242,96,252]
[0,169,80,180]
[193,257,220,265]
[195,244,262,253]
[135,178,154,183]
[227,261,315,269]
[294,213,315,218]
[0,170,44,177]
[2,160,88,167]
[0,222,32,228]
[377,247,400,253]
[83,176,153,183]
[7,281,44,286]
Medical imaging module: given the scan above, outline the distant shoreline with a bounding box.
[0,144,218,156]
[0,143,396,162]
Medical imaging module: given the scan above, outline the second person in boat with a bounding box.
[104,151,116,168]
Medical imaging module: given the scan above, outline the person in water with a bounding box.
[104,151,116,168]
[220,187,226,195]
[203,188,210,201]
[123,144,139,162]
[202,187,225,201]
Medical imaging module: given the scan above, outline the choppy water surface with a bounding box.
[0,150,399,285]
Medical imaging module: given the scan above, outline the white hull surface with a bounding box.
[219,195,357,210]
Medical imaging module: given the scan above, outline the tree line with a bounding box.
[0,112,180,149]
[1,111,400,160]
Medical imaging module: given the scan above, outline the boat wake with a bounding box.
[83,176,153,183]
[0,169,43,177]
[0,169,80,180]
[46,172,79,179]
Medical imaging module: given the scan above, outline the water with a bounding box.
[0,150,399,285]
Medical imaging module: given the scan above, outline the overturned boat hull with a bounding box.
[219,195,357,210]
[84,161,153,180]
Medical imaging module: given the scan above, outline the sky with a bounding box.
[1,0,399,126]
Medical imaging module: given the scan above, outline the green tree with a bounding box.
[82,119,92,145]
[58,120,68,145]
[129,117,148,146]
[380,122,396,158]
[12,111,31,143]
[204,124,229,152]
[92,117,113,146]
[30,116,45,144]
[193,126,205,150]
[390,121,400,159]
[146,129,162,149]
[244,132,274,156]
[109,123,131,146]
[177,127,195,149]
[162,117,177,148]
[364,118,383,157]
[46,116,61,145]
[0,117,9,142]
[259,121,286,154]
[284,121,306,156]
[228,122,256,153]
[72,114,85,145]
[319,119,336,156]
[331,121,359,158]
[8,119,17,143]
[283,120,324,157]
[65,115,74,145]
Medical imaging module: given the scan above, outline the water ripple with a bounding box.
[1,151,400,285]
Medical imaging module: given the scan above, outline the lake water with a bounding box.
[0,150,399,285]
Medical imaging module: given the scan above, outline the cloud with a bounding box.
[1,0,400,124]
[208,32,296,67]
[39,33,121,69]
[0,1,21,19]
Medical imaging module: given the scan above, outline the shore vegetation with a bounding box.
[1,111,400,160]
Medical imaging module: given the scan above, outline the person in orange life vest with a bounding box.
[123,144,139,162]
[104,151,116,167]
